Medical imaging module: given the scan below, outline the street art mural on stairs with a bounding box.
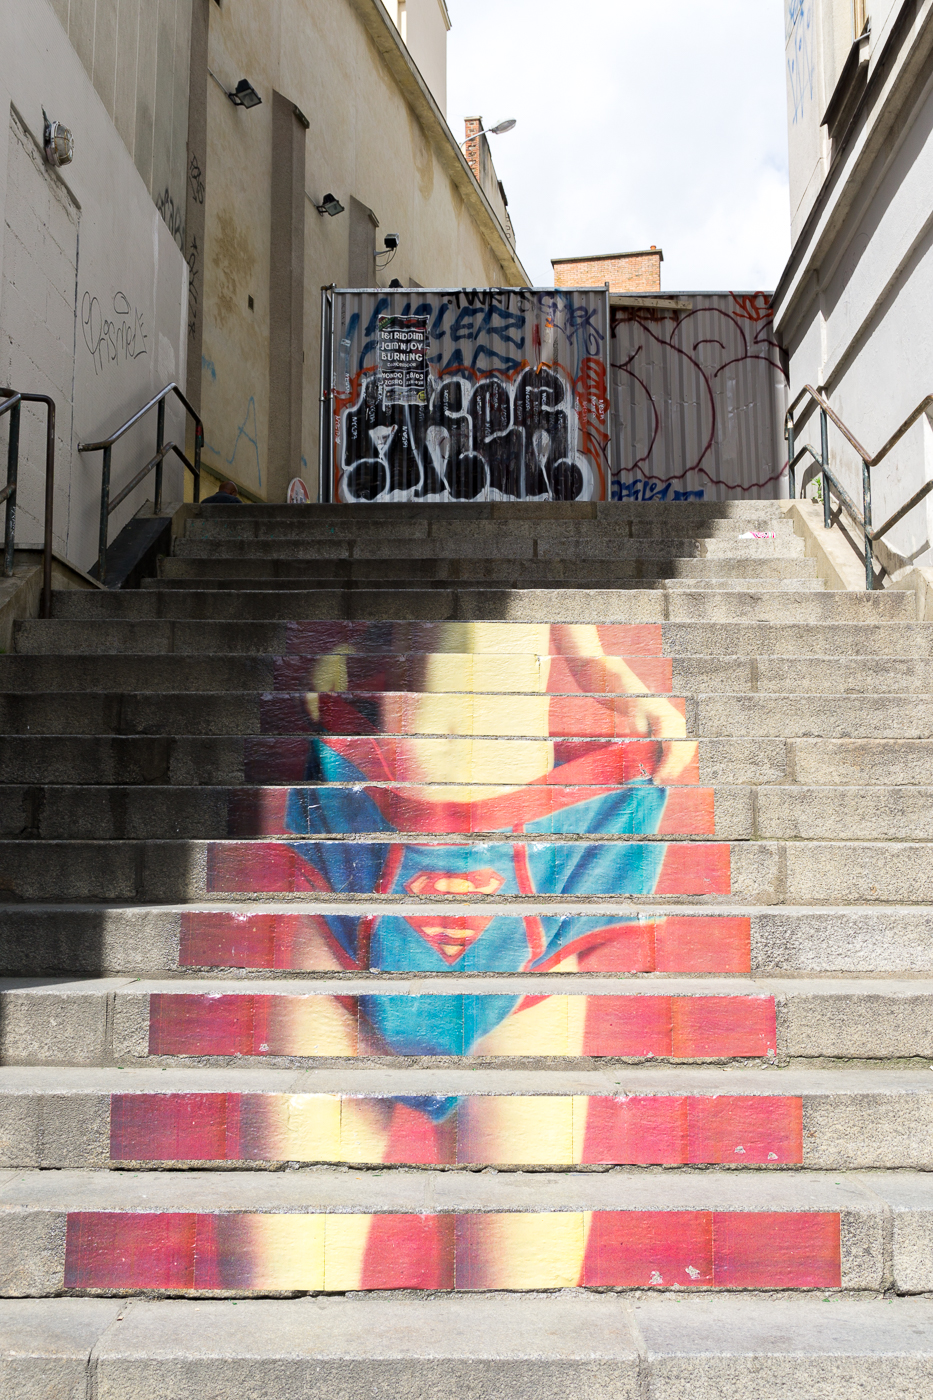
[324,290,611,502]
[64,1209,842,1293]
[63,616,846,1296]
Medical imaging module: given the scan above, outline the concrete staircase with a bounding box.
[3,498,933,1396]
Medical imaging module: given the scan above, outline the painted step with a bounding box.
[7,783,933,842]
[0,734,765,781]
[5,1294,933,1400]
[0,782,741,841]
[4,903,933,978]
[4,1064,933,1171]
[2,837,933,904]
[4,974,933,1066]
[13,617,930,656]
[0,1166,915,1295]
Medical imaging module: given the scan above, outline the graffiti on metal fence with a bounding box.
[610,293,787,502]
[329,290,611,503]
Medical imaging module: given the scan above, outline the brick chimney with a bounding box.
[551,248,664,294]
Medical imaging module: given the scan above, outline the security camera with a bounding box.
[383,234,400,251]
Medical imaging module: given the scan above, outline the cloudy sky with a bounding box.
[446,0,790,292]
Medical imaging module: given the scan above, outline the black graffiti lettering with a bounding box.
[81,290,149,375]
[339,364,586,504]
[156,187,185,251]
[188,151,205,205]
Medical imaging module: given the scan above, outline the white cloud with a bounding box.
[445,0,791,291]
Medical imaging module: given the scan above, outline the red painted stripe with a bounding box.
[583,1210,714,1287]
[653,843,731,896]
[672,996,776,1059]
[110,1093,232,1162]
[654,916,751,974]
[712,1212,841,1288]
[657,788,716,836]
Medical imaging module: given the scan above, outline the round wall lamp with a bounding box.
[42,108,74,166]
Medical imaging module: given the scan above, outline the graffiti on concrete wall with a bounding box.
[329,290,611,503]
[610,293,787,502]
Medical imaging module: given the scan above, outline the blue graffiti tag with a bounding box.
[786,0,814,125]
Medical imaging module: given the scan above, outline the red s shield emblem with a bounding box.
[405,869,505,898]
[406,916,494,965]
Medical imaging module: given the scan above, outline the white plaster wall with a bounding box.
[782,73,933,568]
[0,0,188,573]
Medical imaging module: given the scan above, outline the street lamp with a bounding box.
[461,119,517,148]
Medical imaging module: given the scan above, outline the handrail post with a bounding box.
[98,444,112,584]
[820,408,831,529]
[155,398,165,514]
[786,412,796,501]
[194,423,202,504]
[2,400,19,579]
[863,457,874,590]
[3,399,20,579]
[42,398,55,619]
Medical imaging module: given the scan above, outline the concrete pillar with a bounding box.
[348,197,379,287]
[267,92,308,502]
[185,0,209,415]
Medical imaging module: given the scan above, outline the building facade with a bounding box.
[0,0,190,574]
[773,0,933,572]
[192,0,526,504]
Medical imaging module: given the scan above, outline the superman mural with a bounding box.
[206,621,728,1070]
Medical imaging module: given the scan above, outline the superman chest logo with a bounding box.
[406,916,494,964]
[404,869,505,898]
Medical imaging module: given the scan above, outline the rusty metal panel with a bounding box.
[323,288,611,503]
[609,292,788,502]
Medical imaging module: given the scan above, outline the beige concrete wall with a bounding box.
[47,0,192,255]
[199,0,523,503]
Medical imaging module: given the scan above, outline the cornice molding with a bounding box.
[348,0,529,286]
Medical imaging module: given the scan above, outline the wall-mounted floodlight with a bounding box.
[42,107,74,166]
[460,119,517,148]
[316,194,345,217]
[228,79,262,109]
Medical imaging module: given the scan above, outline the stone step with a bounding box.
[153,553,820,582]
[1,836,933,904]
[5,783,933,842]
[173,536,808,561]
[2,903,932,978]
[54,581,825,620]
[2,1064,933,1171]
[14,608,924,660]
[9,619,932,659]
[2,652,931,698]
[4,1294,932,1399]
[189,499,790,520]
[3,691,929,741]
[181,512,797,541]
[2,973,933,1067]
[0,1165,918,1294]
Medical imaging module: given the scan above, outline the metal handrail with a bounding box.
[0,388,56,618]
[78,382,203,584]
[785,384,933,590]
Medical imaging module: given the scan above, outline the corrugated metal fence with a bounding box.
[609,292,788,501]
[320,287,611,503]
